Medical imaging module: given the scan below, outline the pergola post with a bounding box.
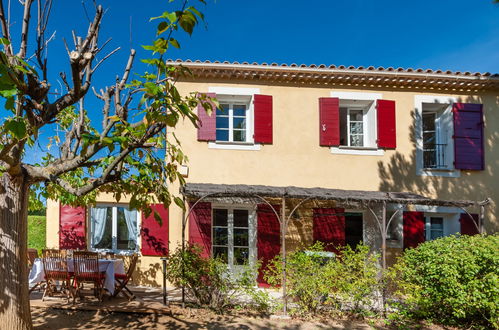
[381,201,387,270]
[281,196,287,316]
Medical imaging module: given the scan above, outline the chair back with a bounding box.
[126,254,138,279]
[27,248,38,268]
[42,249,69,281]
[73,251,100,282]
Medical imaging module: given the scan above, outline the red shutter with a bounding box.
[319,97,340,146]
[312,208,345,253]
[59,205,86,250]
[453,103,484,170]
[257,204,280,287]
[197,92,217,141]
[188,202,212,259]
[377,99,396,149]
[403,211,425,249]
[460,213,479,236]
[254,94,273,144]
[140,204,169,256]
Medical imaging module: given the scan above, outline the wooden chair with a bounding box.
[72,251,105,303]
[113,254,138,300]
[41,249,72,302]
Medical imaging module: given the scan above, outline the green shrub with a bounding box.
[389,234,499,328]
[265,242,381,316]
[166,244,272,312]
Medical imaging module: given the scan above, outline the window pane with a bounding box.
[116,207,137,250]
[216,129,229,141]
[234,247,249,265]
[233,117,246,129]
[216,116,229,129]
[350,134,363,147]
[213,246,228,263]
[216,104,229,115]
[234,209,249,227]
[345,213,363,248]
[233,130,246,142]
[213,227,228,245]
[350,122,363,134]
[350,110,363,121]
[422,113,436,132]
[91,207,113,249]
[234,228,249,246]
[213,209,228,226]
[233,104,246,116]
[430,217,444,240]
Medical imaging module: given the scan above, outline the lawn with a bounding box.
[28,215,46,254]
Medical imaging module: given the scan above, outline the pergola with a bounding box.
[180,182,489,314]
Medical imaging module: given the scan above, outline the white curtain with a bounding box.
[91,207,108,247]
[123,208,138,248]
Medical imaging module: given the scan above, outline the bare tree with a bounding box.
[0,0,212,328]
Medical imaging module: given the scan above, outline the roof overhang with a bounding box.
[167,60,499,93]
[181,183,478,208]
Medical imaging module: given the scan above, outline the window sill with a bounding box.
[331,146,384,156]
[208,142,261,151]
[418,167,461,178]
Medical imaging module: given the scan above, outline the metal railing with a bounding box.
[423,143,447,169]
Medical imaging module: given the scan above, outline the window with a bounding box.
[422,103,450,169]
[425,217,444,241]
[415,95,458,177]
[345,212,363,248]
[90,205,139,253]
[338,100,376,148]
[216,101,249,143]
[212,207,255,268]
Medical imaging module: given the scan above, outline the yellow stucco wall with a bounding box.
[45,79,499,286]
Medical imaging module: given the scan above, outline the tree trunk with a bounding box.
[0,172,32,329]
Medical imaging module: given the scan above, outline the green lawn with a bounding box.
[28,215,46,254]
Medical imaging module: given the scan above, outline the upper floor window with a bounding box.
[421,103,451,170]
[339,102,374,148]
[90,205,139,254]
[216,97,252,143]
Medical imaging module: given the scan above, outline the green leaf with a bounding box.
[5,119,26,139]
[157,21,169,35]
[169,38,180,49]
[173,196,185,211]
[153,210,163,226]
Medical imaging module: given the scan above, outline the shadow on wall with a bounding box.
[377,95,499,233]
[133,260,162,287]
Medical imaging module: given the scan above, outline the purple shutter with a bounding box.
[377,99,397,149]
[254,94,273,144]
[403,211,425,249]
[460,213,479,236]
[188,202,212,259]
[257,204,280,287]
[59,205,87,250]
[453,103,484,170]
[197,93,217,141]
[312,208,345,253]
[319,97,340,146]
[140,204,169,256]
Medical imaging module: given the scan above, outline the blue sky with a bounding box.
[29,0,499,82]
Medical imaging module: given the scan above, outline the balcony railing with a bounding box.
[423,143,447,169]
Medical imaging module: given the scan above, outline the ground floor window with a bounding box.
[212,206,255,268]
[90,205,139,253]
[425,216,444,241]
[345,212,363,248]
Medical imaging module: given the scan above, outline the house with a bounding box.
[46,61,499,286]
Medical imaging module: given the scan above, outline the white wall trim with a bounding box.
[208,86,260,95]
[414,95,460,178]
[330,147,384,156]
[208,142,261,151]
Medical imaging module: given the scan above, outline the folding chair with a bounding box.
[41,249,72,302]
[113,254,138,300]
[72,251,106,303]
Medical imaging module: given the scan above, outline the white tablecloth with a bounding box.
[29,258,126,295]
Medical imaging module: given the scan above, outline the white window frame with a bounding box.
[89,203,140,255]
[330,91,384,156]
[211,204,257,271]
[415,95,460,177]
[208,87,261,151]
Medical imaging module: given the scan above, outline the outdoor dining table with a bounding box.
[28,257,126,295]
